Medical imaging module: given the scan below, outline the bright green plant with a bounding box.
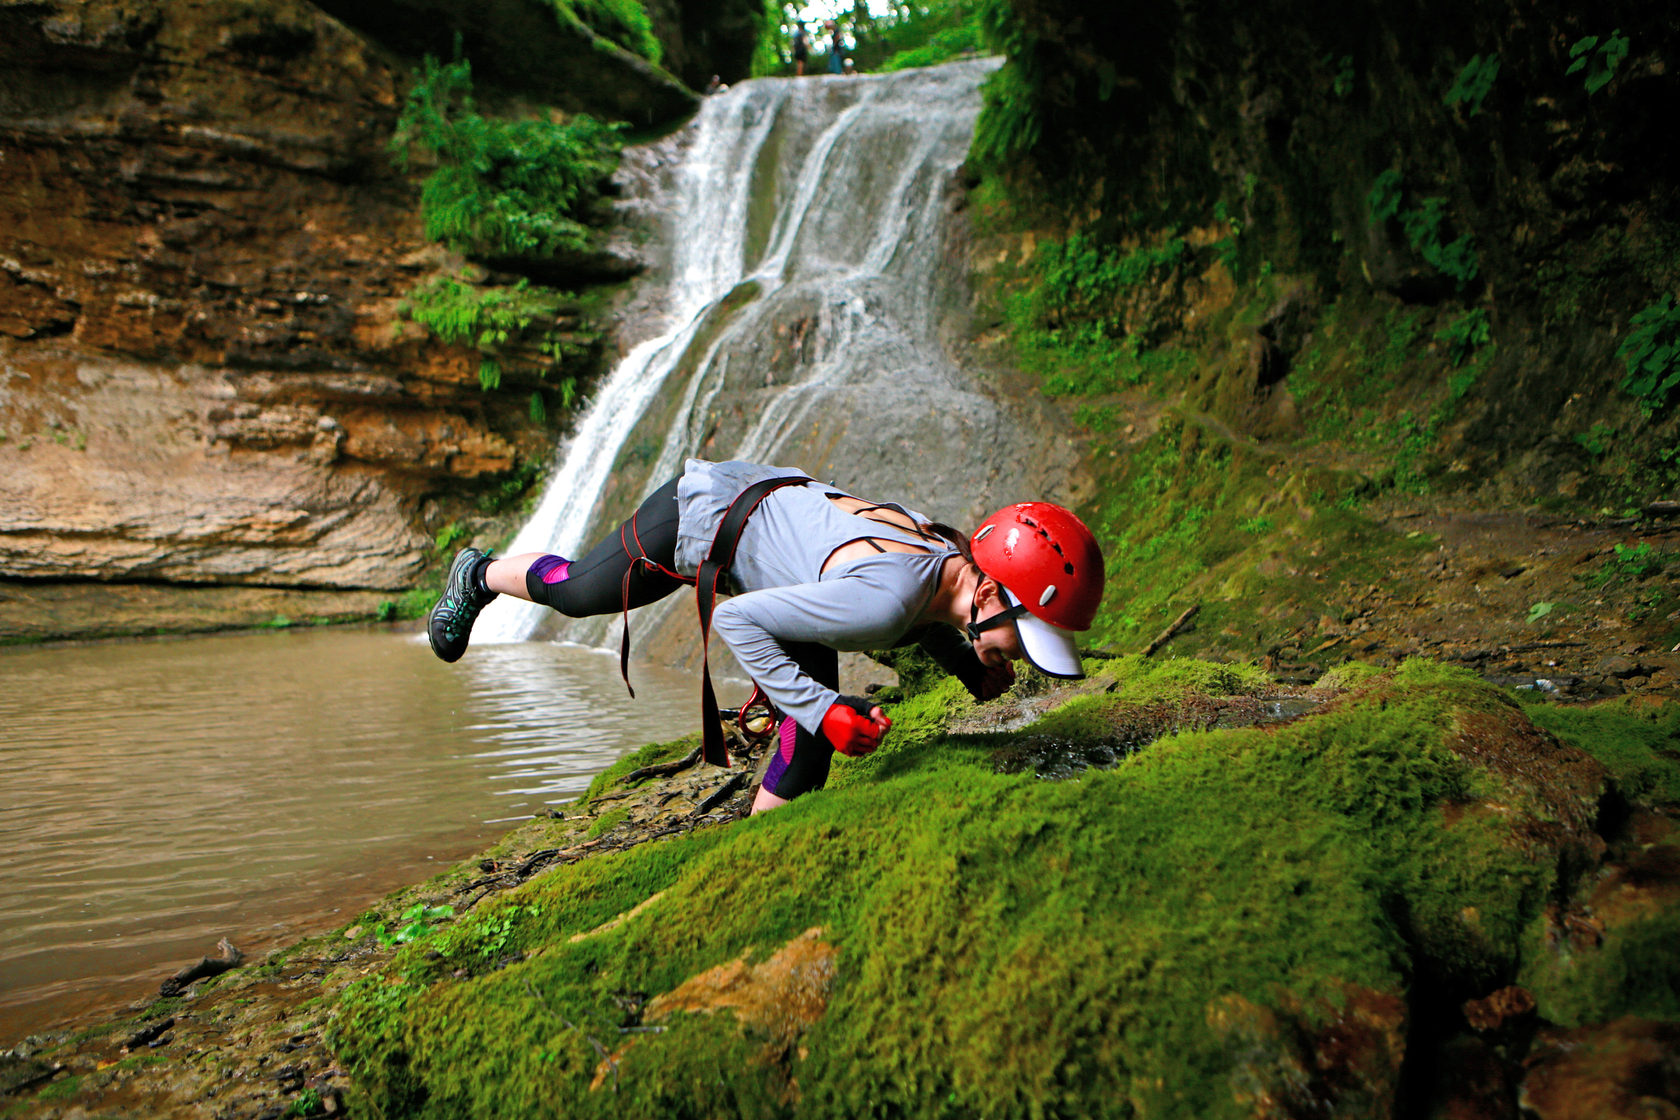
[1567,30,1630,94]
[1617,294,1680,415]
[1526,601,1561,624]
[1366,173,1479,290]
[1436,308,1492,365]
[1004,231,1195,397]
[1329,53,1355,98]
[285,1088,323,1117]
[1366,169,1404,225]
[883,21,984,71]
[1444,53,1500,115]
[1037,232,1188,333]
[971,0,1043,167]
[402,274,580,396]
[374,903,457,947]
[390,54,624,260]
[435,521,470,554]
[1588,542,1667,587]
[1399,197,1479,290]
[973,57,1041,167]
[749,0,788,76]
[1575,421,1615,457]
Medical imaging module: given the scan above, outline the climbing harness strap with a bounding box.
[695,475,814,767]
[615,506,695,699]
[823,494,945,552]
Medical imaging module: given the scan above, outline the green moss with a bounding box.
[1520,905,1680,1027]
[1317,661,1384,691]
[581,735,699,802]
[584,806,630,839]
[1523,696,1680,807]
[1093,654,1272,701]
[333,660,1597,1119]
[1075,417,1421,653]
[32,1075,84,1102]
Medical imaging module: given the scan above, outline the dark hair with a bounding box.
[921,520,976,567]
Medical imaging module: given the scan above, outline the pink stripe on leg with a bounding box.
[778,715,798,763]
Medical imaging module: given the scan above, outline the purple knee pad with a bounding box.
[529,554,571,584]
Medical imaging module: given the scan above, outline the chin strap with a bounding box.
[965,582,1030,643]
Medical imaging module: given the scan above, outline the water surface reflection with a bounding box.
[0,626,709,1041]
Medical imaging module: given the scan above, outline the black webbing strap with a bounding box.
[696,475,812,768]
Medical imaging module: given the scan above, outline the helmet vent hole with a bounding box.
[1064,562,1075,574]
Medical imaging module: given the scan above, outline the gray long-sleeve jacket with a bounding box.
[674,459,957,733]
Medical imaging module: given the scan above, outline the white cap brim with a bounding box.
[1000,586,1085,679]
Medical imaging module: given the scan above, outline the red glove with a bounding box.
[821,696,891,757]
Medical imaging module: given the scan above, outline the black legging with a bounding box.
[525,476,840,800]
[525,476,688,615]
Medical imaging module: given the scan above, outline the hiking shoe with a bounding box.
[428,547,496,663]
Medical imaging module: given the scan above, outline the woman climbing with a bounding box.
[426,459,1105,813]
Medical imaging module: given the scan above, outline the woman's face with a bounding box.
[969,578,1025,667]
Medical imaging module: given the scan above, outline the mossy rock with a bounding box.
[327,660,1679,1119]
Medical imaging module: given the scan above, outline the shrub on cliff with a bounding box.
[390,55,624,260]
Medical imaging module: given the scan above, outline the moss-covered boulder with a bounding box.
[326,660,1678,1117]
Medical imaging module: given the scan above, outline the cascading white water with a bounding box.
[472,58,1067,660]
[471,82,788,641]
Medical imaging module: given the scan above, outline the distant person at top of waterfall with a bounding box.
[825,20,846,75]
[791,20,810,76]
[705,74,729,95]
[426,459,1106,814]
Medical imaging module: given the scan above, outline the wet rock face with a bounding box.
[0,0,584,613]
[1520,1017,1680,1120]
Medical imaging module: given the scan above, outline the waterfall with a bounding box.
[473,58,1058,656]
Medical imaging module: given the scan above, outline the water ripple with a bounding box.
[0,626,707,1042]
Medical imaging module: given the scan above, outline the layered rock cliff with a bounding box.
[0,0,700,640]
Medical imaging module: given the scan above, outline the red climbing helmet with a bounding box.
[968,502,1105,678]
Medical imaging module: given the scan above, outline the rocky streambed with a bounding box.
[5,656,1677,1120]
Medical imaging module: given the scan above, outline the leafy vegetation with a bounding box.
[876,0,986,72]
[971,0,1044,168]
[1002,230,1196,397]
[1574,420,1615,457]
[390,54,624,261]
[1444,53,1499,116]
[1399,198,1480,290]
[373,903,458,948]
[401,274,582,397]
[1435,307,1492,366]
[1566,30,1630,95]
[1365,171,1480,290]
[1617,294,1680,415]
[1586,542,1668,587]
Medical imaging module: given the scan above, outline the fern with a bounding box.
[391,55,625,260]
[402,276,576,396]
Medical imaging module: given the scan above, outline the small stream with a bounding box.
[0,626,713,1043]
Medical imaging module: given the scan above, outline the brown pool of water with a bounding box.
[0,625,716,1043]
